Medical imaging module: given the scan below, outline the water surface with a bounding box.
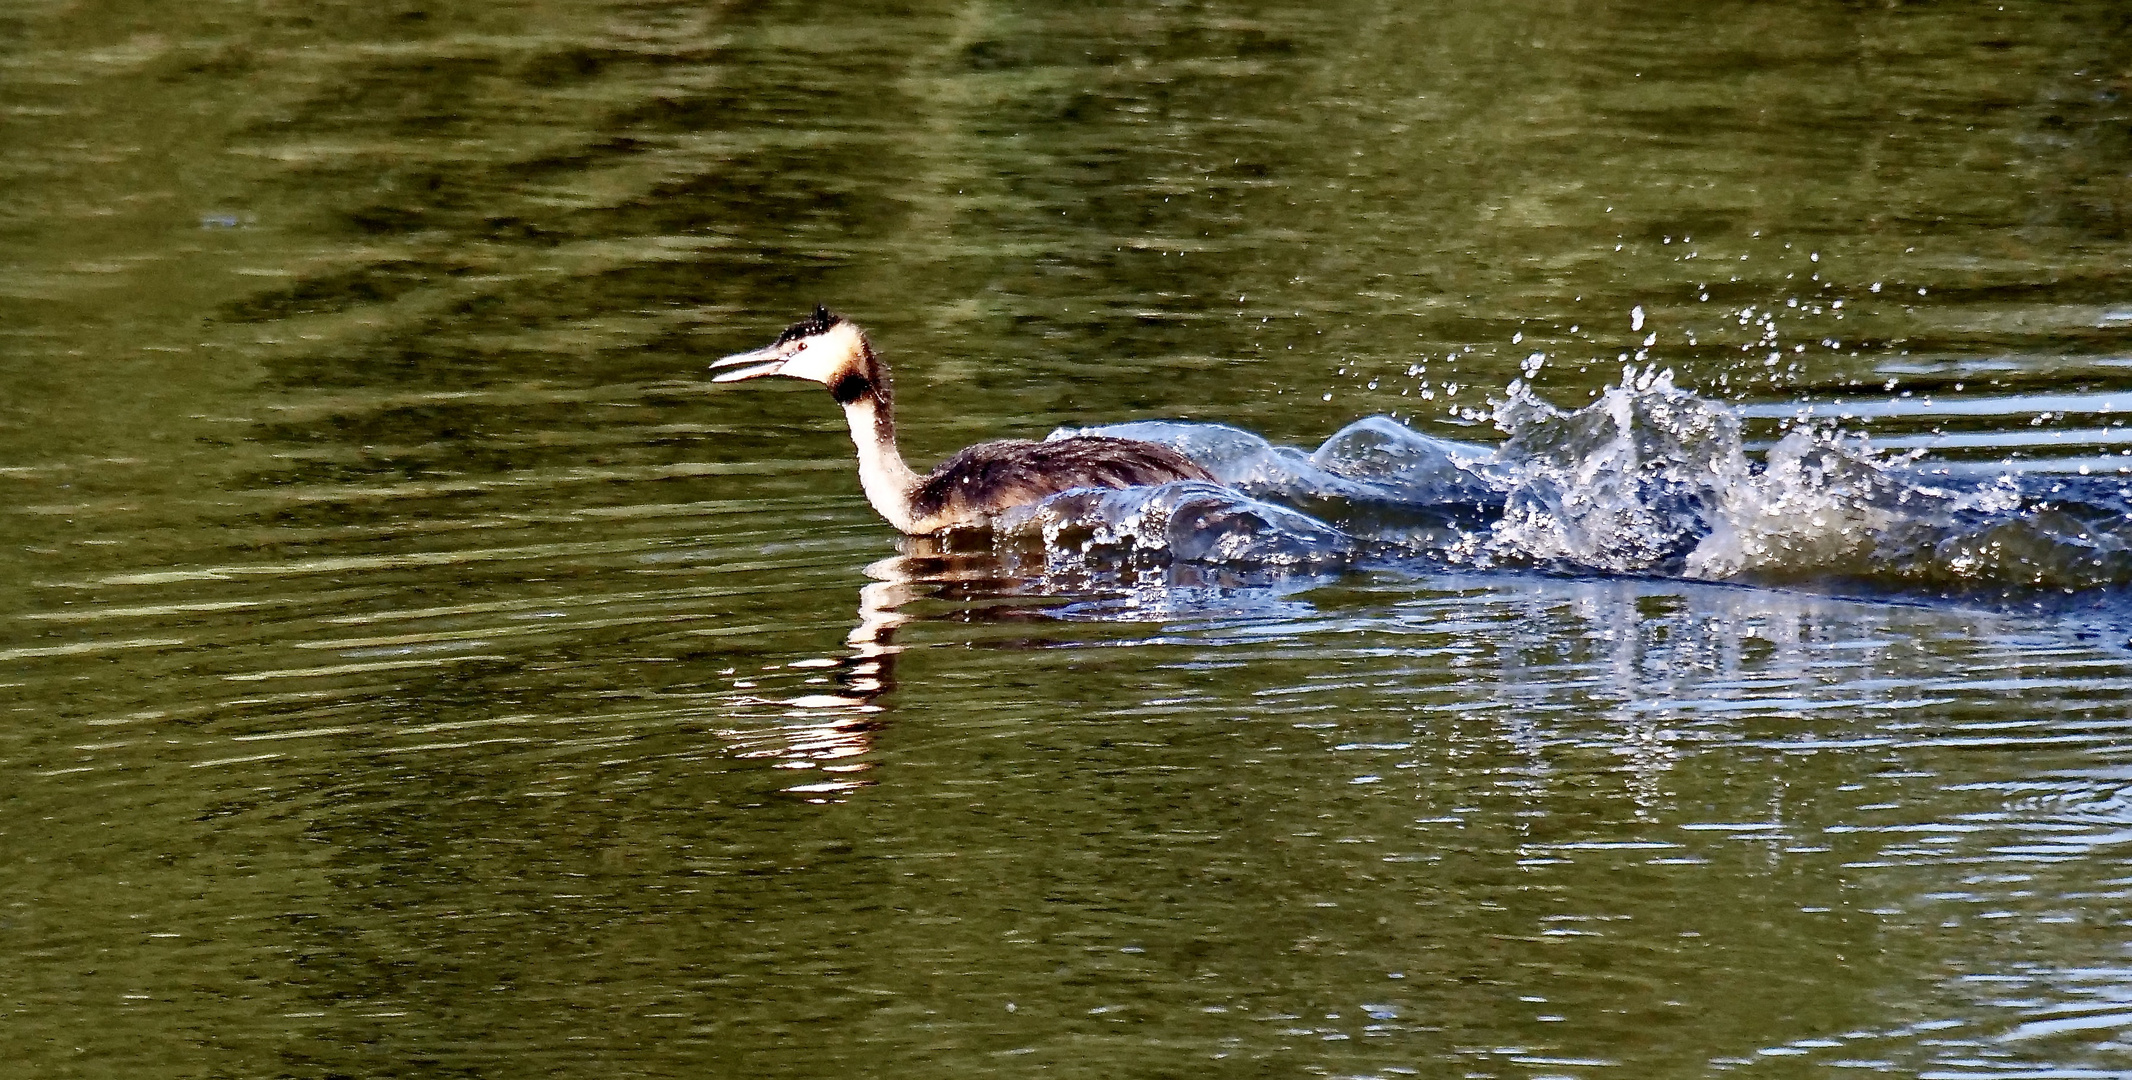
[5,1,2132,1077]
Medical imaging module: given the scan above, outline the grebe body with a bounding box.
[712,307,1214,534]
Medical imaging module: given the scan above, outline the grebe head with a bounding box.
[711,305,885,405]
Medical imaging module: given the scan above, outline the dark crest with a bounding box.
[774,304,841,345]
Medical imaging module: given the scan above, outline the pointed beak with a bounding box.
[710,345,787,383]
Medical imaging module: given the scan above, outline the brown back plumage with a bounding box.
[909,435,1215,523]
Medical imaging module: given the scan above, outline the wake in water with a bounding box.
[1001,368,2132,596]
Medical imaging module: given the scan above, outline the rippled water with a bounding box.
[7,0,2132,1076]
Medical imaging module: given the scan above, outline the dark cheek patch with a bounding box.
[830,373,873,404]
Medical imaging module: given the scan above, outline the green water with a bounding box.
[6,1,2132,1076]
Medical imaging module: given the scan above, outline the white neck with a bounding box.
[842,397,924,532]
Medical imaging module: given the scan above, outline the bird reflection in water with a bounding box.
[729,531,1337,800]
[726,533,1298,798]
[727,533,1004,801]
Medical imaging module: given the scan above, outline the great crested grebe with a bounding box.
[712,307,1216,534]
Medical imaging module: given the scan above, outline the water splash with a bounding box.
[992,480,1353,568]
[1485,367,1748,574]
[1059,417,1500,542]
[1015,370,2132,598]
